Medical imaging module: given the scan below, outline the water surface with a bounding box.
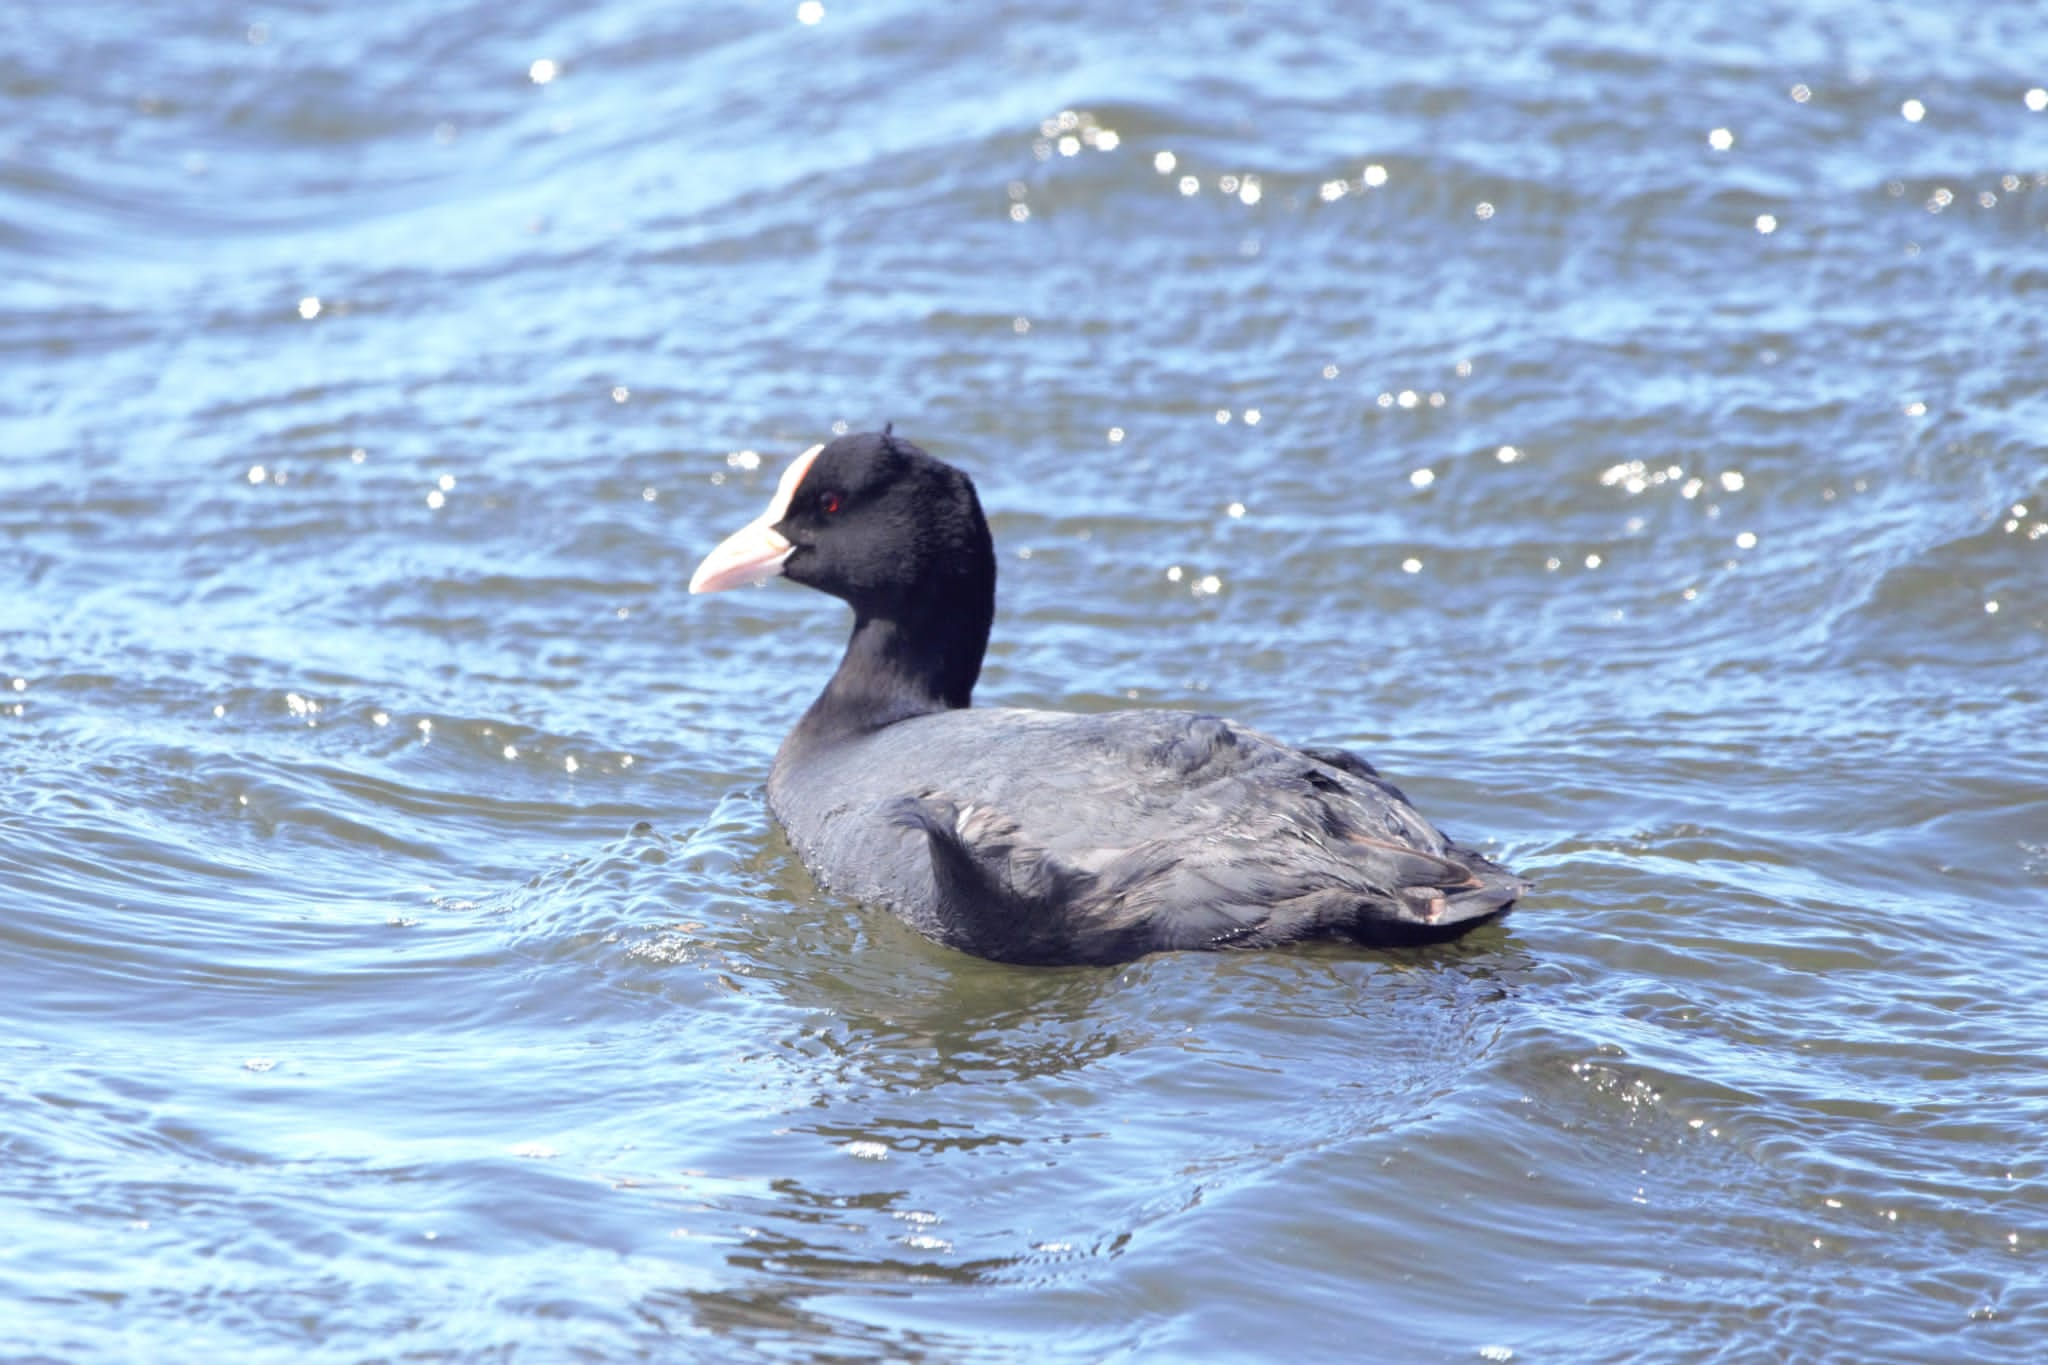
[4,1,2046,1359]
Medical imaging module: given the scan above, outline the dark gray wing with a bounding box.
[840,709,1523,964]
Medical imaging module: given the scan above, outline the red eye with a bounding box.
[820,492,842,514]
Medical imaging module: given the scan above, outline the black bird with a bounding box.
[691,430,1525,966]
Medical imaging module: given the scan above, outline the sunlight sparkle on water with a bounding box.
[529,59,558,85]
[1708,128,1734,151]
[796,2,824,25]
[2029,89,2048,112]
[1901,99,1925,122]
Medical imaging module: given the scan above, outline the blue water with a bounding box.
[4,1,2046,1359]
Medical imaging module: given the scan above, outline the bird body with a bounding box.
[692,430,1524,965]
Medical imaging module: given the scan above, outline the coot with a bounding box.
[691,430,1524,965]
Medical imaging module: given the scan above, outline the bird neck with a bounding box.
[792,592,993,746]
